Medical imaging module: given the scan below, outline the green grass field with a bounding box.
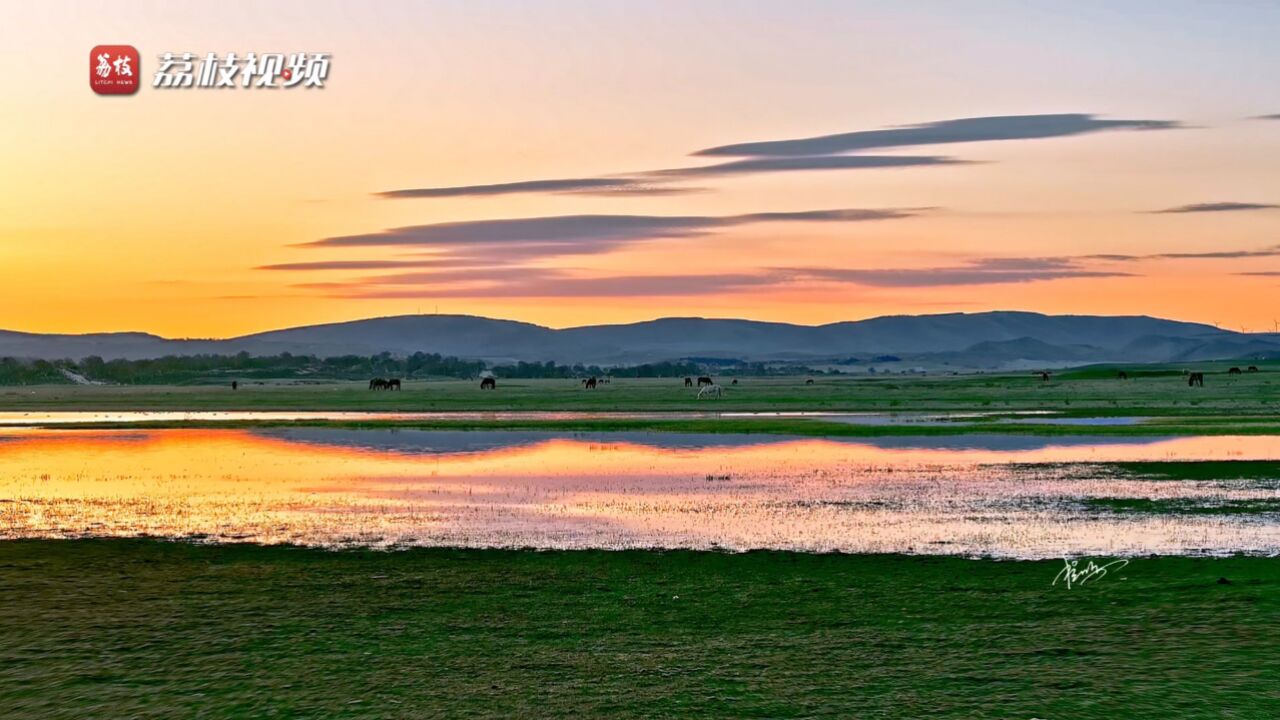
[3,540,1277,719]
[2,364,1279,416]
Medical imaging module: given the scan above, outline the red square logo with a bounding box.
[90,45,140,95]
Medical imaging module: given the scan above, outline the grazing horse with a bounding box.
[1228,367,1242,375]
[582,377,598,389]
[1039,372,1051,382]
[731,378,738,385]
[369,378,387,390]
[684,377,693,387]
[1187,372,1205,387]
[805,378,814,385]
[480,377,496,390]
[231,381,238,390]
[697,376,713,386]
[1248,365,1260,373]
[697,384,723,399]
[386,378,401,391]
[1117,371,1128,380]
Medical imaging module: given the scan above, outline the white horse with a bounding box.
[697,383,723,399]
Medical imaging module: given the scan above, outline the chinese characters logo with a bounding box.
[153,53,331,89]
[89,45,140,95]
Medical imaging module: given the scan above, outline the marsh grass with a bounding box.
[2,540,1278,719]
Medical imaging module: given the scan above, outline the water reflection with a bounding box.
[1,428,1278,557]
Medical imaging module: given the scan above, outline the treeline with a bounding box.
[0,357,68,385]
[0,353,814,385]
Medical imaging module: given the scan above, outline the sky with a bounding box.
[3,0,1280,337]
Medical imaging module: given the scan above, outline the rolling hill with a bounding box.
[2,312,1277,369]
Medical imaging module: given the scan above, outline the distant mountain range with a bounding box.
[2,312,1278,370]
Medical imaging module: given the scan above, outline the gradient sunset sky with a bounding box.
[4,0,1280,337]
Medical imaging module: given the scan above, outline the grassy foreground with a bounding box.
[2,366,1279,415]
[3,540,1278,719]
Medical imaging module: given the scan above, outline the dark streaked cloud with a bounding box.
[694,114,1180,158]
[305,269,784,299]
[1086,245,1280,261]
[1150,201,1280,214]
[654,155,964,178]
[1253,114,1280,120]
[375,113,1177,200]
[1237,271,1280,276]
[376,177,695,199]
[783,257,1130,287]
[377,156,956,199]
[304,208,923,250]
[257,259,478,271]
[298,255,1126,300]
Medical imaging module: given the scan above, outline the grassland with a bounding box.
[2,364,1278,437]
[2,539,1277,719]
[1,362,1278,415]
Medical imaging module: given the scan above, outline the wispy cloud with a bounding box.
[654,155,964,178]
[783,257,1130,287]
[303,208,924,251]
[376,156,958,199]
[296,255,1128,300]
[376,178,699,199]
[376,113,1167,200]
[1150,201,1280,214]
[317,271,783,299]
[257,259,478,271]
[694,114,1180,157]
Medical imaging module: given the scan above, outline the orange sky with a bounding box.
[3,1,1280,337]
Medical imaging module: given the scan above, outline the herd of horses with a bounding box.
[361,373,757,397]
[360,366,1264,394]
[1036,366,1260,386]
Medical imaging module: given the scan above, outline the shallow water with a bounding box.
[1,428,1278,558]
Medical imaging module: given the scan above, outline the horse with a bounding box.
[1248,366,1260,373]
[1228,367,1242,375]
[1038,372,1051,382]
[731,378,738,385]
[480,377,496,390]
[386,378,401,391]
[697,376,713,386]
[1117,371,1128,380]
[231,381,238,390]
[369,378,387,390]
[1187,372,1204,387]
[805,378,814,385]
[684,377,693,387]
[697,384,723,399]
[582,377,598,389]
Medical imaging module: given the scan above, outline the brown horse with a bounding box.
[387,378,401,390]
[1039,371,1051,382]
[1248,366,1260,373]
[1117,371,1128,380]
[231,381,238,390]
[731,378,738,385]
[683,377,693,387]
[1187,372,1204,387]
[697,376,713,386]
[1228,367,1242,375]
[805,378,814,385]
[480,377,496,390]
[582,377,598,389]
[369,378,387,390]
